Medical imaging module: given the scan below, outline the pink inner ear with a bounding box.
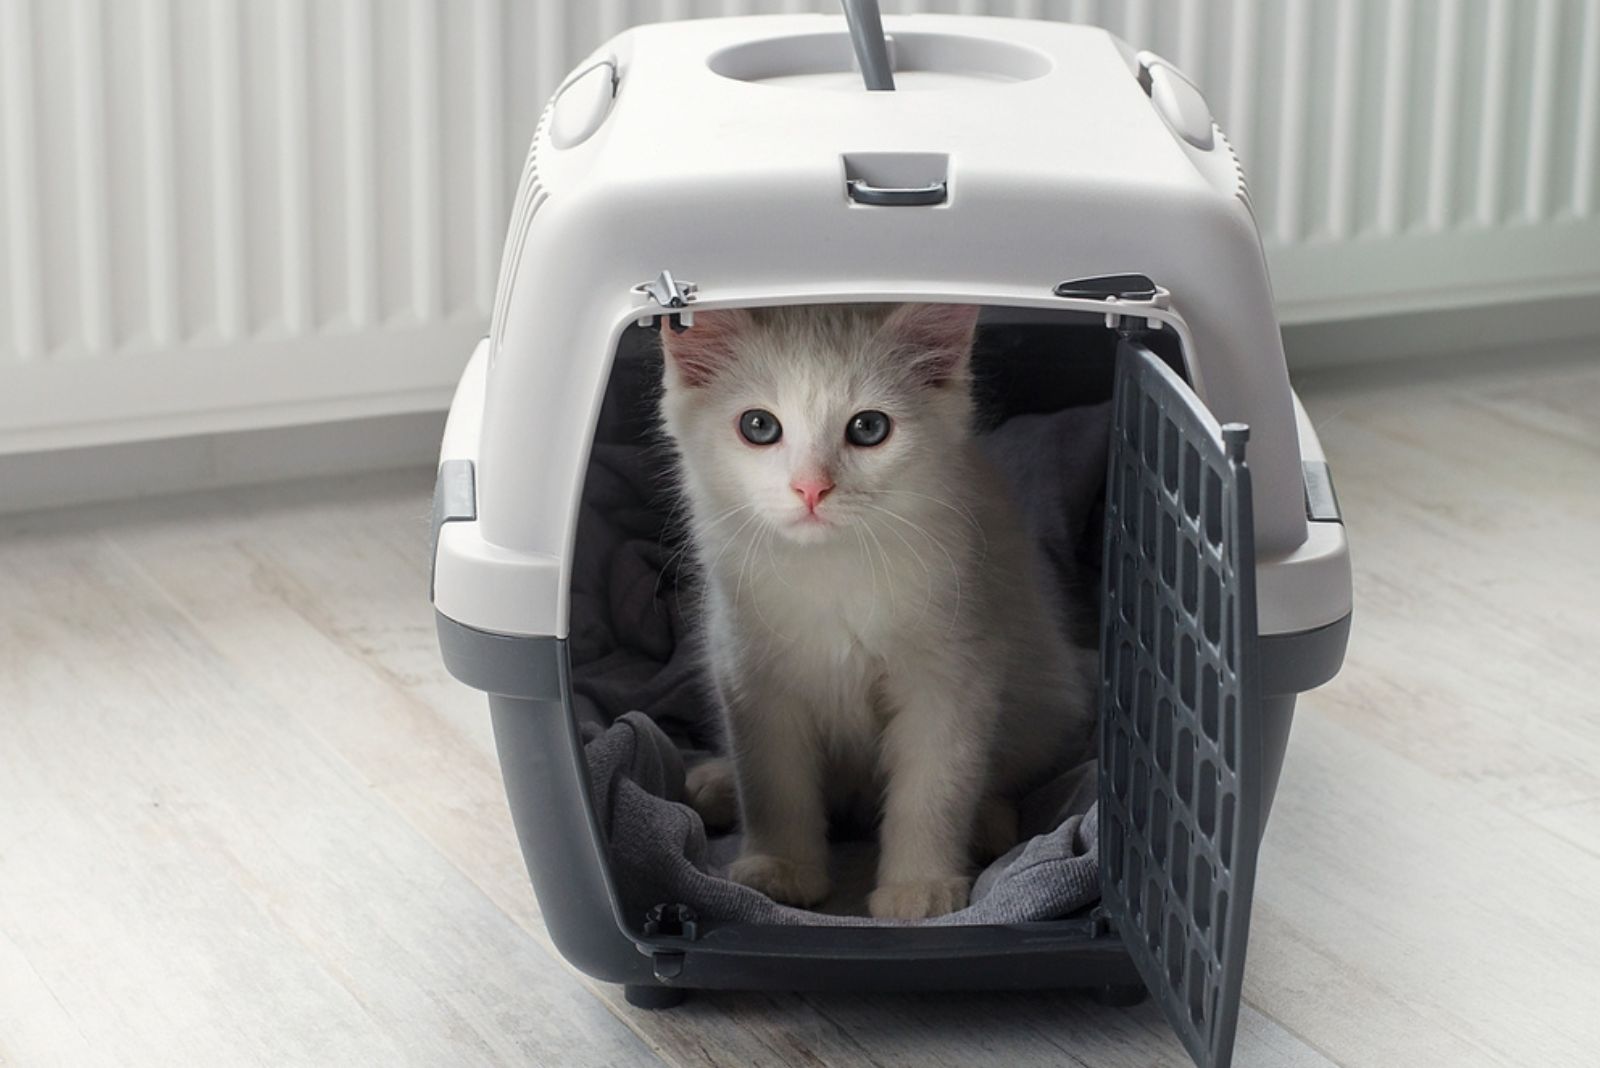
[882,303,981,386]
[660,309,751,387]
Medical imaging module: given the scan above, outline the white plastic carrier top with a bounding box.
[435,13,1351,641]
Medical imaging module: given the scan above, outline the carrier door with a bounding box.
[1100,338,1262,1068]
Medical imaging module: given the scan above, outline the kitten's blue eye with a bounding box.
[846,410,891,447]
[738,408,782,445]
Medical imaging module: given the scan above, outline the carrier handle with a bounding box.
[846,178,946,206]
[841,0,895,91]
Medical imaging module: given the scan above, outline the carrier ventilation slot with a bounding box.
[490,99,555,352]
[1099,340,1263,1068]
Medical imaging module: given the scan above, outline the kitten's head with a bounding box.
[659,303,980,546]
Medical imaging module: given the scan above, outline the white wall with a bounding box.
[2,0,1598,457]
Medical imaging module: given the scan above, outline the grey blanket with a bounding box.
[568,403,1113,927]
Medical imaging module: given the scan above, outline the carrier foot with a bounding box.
[1091,983,1147,1007]
[624,984,689,1010]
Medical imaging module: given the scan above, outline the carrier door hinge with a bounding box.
[634,270,698,333]
[640,903,699,983]
[641,902,700,940]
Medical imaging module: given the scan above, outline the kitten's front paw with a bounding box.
[685,757,739,831]
[728,853,831,907]
[868,877,971,920]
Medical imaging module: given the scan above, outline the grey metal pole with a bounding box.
[841,0,895,91]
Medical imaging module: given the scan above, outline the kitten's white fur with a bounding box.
[660,304,1095,920]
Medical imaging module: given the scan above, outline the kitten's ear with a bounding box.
[659,309,752,388]
[880,303,980,387]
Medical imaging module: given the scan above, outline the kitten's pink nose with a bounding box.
[791,475,835,513]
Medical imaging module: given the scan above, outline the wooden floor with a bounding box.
[3,350,1599,1067]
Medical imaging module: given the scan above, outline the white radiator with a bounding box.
[2,0,1597,455]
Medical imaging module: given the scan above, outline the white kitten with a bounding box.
[659,304,1096,920]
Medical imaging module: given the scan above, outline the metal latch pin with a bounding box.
[634,270,698,333]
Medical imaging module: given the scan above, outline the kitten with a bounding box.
[659,303,1096,920]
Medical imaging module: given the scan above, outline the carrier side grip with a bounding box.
[1302,460,1341,522]
[429,458,477,602]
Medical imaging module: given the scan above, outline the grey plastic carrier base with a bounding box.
[433,342,1350,1068]
[438,611,1307,988]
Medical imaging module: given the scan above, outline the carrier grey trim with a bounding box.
[1303,461,1341,522]
[490,688,658,986]
[429,459,477,602]
[1259,612,1350,696]
[438,606,1349,706]
[435,611,565,701]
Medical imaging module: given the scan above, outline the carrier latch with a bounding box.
[1054,273,1170,332]
[634,270,698,333]
[1054,273,1159,301]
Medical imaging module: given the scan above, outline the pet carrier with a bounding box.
[430,6,1351,1067]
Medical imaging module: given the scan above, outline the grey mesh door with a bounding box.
[1099,338,1262,1068]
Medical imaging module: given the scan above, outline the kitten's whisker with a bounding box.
[735,514,769,611]
[656,541,697,603]
[764,520,793,589]
[701,502,757,529]
[883,489,988,557]
[734,520,755,606]
[868,510,932,574]
[655,502,752,602]
[852,526,880,613]
[866,502,963,635]
[867,512,934,630]
[744,604,795,674]
[747,522,795,643]
[698,508,764,624]
[860,520,897,618]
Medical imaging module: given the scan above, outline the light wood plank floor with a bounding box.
[3,350,1598,1067]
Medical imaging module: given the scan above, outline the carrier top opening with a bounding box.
[709,31,1053,91]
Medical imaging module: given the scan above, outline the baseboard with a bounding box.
[1282,292,1600,372]
[0,410,445,515]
